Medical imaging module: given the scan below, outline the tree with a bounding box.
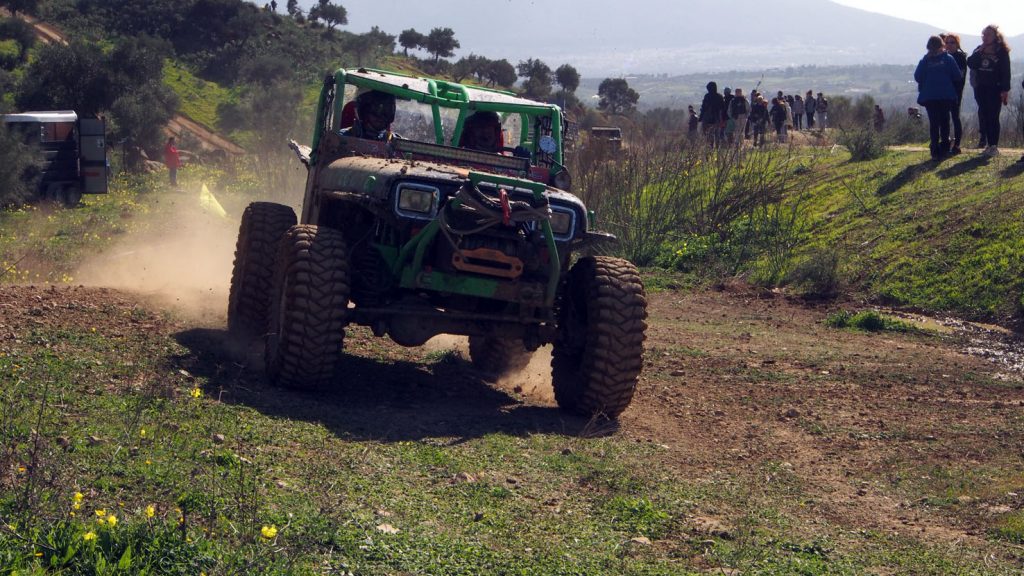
[452,54,487,83]
[485,59,516,88]
[597,78,639,115]
[0,122,41,206]
[0,0,39,16]
[516,58,552,100]
[15,37,179,169]
[398,28,425,56]
[286,0,299,17]
[555,64,580,94]
[424,27,459,64]
[309,0,347,32]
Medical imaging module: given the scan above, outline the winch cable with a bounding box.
[437,182,551,250]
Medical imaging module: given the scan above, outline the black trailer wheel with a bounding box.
[265,225,351,390]
[468,336,533,375]
[551,256,647,418]
[227,202,296,338]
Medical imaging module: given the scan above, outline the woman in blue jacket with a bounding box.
[915,35,962,160]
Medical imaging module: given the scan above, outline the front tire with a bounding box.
[265,225,351,390]
[227,202,296,338]
[468,336,533,375]
[551,256,647,418]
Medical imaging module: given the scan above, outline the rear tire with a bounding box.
[468,336,533,375]
[227,202,296,338]
[551,256,647,418]
[265,225,350,390]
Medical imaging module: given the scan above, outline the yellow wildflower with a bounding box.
[260,525,278,539]
[106,514,117,527]
[145,505,155,518]
[73,492,84,502]
[83,531,96,542]
[190,387,203,399]
[140,428,146,438]
[95,509,105,517]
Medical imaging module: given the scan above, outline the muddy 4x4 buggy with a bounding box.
[228,68,646,418]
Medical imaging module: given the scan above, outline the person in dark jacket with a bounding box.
[966,24,1012,157]
[941,33,968,154]
[699,81,725,147]
[915,35,963,160]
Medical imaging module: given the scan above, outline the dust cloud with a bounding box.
[425,335,555,404]
[74,187,246,324]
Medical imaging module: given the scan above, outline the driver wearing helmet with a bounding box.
[459,111,503,153]
[341,90,397,141]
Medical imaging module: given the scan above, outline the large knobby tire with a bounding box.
[551,256,647,418]
[227,202,296,338]
[265,225,350,390]
[468,336,534,375]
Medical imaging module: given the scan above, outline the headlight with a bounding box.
[395,183,438,218]
[549,209,574,236]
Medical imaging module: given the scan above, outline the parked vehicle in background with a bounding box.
[589,125,623,151]
[1,110,107,205]
[228,68,647,418]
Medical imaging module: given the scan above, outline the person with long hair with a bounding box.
[915,35,962,160]
[941,33,968,154]
[966,24,1012,157]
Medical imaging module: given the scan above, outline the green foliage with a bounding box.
[516,58,552,100]
[992,510,1024,544]
[825,310,915,333]
[603,496,672,538]
[837,128,886,161]
[597,78,639,116]
[782,247,840,298]
[424,27,459,64]
[0,122,41,206]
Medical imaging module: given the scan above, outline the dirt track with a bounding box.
[4,278,1023,554]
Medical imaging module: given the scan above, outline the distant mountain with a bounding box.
[296,0,1022,75]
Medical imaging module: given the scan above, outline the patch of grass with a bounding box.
[162,61,238,130]
[992,510,1024,543]
[825,309,917,333]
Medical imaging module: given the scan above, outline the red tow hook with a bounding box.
[499,187,511,226]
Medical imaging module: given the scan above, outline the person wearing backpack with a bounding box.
[728,88,749,145]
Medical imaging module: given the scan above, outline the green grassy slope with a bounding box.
[789,147,1024,324]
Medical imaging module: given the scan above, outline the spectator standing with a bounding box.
[770,97,788,143]
[915,35,962,160]
[805,90,816,129]
[728,88,749,145]
[943,33,968,154]
[721,87,734,143]
[792,95,805,130]
[163,136,182,187]
[687,105,699,140]
[699,81,725,147]
[966,24,1012,157]
[749,95,769,147]
[816,93,829,129]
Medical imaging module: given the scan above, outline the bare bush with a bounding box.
[569,135,815,283]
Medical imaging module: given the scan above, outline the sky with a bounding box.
[832,0,1024,36]
[294,0,1024,37]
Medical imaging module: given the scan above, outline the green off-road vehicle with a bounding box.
[228,68,646,418]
